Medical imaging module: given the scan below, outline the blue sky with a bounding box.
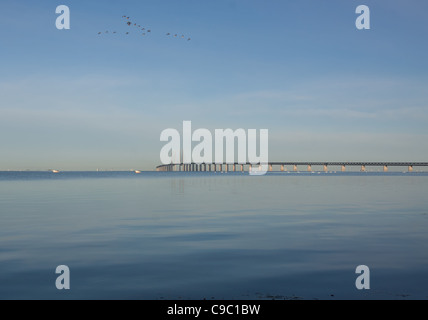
[1,0,427,170]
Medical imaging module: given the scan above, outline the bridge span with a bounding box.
[156,162,428,173]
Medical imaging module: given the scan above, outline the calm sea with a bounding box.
[0,171,427,300]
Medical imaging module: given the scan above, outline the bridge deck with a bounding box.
[157,162,428,168]
[156,162,428,172]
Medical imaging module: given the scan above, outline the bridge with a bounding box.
[156,162,428,172]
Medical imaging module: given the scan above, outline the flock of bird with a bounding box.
[97,16,191,41]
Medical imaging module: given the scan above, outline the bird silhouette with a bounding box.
[97,15,193,43]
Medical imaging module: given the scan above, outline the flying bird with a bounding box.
[97,15,193,42]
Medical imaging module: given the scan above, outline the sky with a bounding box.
[0,0,427,170]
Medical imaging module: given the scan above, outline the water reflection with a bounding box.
[0,172,427,299]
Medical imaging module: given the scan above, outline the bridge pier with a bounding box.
[281,165,284,172]
[341,165,346,172]
[409,165,413,172]
[308,165,312,172]
[269,164,273,172]
[361,165,366,172]
[384,165,388,172]
[294,165,297,172]
[241,164,244,172]
[324,165,328,172]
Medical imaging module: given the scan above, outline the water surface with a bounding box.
[0,171,427,300]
